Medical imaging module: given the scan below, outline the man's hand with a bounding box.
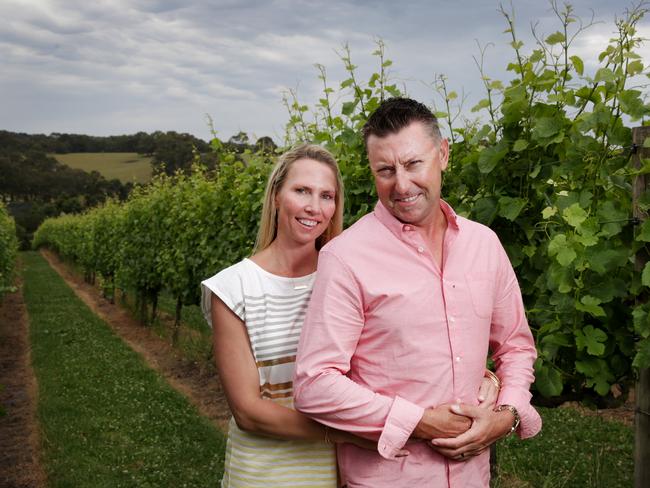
[429,404,515,461]
[412,403,472,440]
[477,376,499,409]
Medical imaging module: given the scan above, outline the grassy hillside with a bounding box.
[52,153,152,184]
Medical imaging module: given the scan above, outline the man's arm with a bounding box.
[488,243,542,439]
[294,249,470,459]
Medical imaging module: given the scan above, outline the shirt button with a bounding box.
[455,356,462,362]
[417,246,424,253]
[404,225,411,231]
[449,316,455,323]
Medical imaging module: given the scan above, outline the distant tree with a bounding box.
[135,132,156,155]
[228,131,249,146]
[254,136,277,154]
[152,132,195,175]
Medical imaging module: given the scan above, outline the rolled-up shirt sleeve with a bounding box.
[490,245,542,439]
[293,249,424,459]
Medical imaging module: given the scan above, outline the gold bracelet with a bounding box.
[484,369,501,390]
[324,426,333,445]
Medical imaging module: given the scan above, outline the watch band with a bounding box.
[494,404,520,436]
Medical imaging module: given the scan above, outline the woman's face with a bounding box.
[274,158,337,248]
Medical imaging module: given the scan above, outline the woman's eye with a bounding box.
[322,193,334,200]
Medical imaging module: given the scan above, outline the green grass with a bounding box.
[22,252,226,487]
[52,153,152,184]
[492,405,633,487]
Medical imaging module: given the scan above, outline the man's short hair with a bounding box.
[362,97,441,147]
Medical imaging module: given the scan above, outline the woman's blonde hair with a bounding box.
[253,143,344,253]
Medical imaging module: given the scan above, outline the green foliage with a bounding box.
[33,148,274,329]
[0,202,19,296]
[442,2,650,400]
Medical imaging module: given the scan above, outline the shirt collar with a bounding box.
[373,199,460,240]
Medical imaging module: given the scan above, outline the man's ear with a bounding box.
[439,138,450,172]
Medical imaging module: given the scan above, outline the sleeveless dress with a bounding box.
[201,258,337,488]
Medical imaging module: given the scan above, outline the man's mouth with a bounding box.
[393,194,419,204]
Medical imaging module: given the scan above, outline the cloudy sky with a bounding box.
[1,0,647,143]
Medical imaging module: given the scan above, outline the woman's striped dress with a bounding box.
[201,258,337,487]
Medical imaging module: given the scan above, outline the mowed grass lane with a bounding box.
[494,406,633,487]
[52,153,152,184]
[22,252,226,487]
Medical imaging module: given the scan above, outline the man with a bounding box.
[293,97,541,487]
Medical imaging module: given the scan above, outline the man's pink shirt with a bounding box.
[294,200,542,488]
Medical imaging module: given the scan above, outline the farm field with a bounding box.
[0,249,634,488]
[52,153,152,184]
[19,251,226,487]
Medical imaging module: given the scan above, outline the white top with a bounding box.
[201,258,336,487]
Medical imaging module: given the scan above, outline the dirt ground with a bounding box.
[0,273,47,488]
[41,250,231,432]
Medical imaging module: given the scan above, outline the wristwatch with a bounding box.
[494,404,520,437]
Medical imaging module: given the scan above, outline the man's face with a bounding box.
[367,121,449,228]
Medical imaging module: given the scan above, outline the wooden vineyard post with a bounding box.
[633,126,650,488]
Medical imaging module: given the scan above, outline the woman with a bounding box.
[201,143,363,487]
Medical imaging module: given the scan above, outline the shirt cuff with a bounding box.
[377,396,424,459]
[498,387,542,439]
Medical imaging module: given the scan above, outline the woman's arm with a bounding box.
[211,292,372,447]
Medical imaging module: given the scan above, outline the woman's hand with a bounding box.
[477,374,499,409]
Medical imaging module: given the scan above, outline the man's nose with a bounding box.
[394,169,410,194]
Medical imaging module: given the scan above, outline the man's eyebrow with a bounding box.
[399,157,421,165]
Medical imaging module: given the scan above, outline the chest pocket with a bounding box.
[465,272,495,319]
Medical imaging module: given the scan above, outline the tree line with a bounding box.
[0,129,277,247]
